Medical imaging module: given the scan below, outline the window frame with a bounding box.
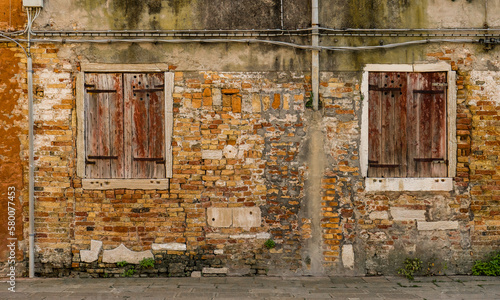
[360,63,457,191]
[76,63,174,190]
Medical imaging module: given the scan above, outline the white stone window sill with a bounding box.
[365,178,452,192]
[82,179,169,190]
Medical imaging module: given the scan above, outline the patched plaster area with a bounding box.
[342,244,355,270]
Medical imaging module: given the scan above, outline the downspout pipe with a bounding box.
[311,0,319,111]
[27,29,35,279]
[280,0,284,29]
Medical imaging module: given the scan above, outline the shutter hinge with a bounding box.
[432,83,448,87]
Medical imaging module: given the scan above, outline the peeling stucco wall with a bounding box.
[0,47,25,270]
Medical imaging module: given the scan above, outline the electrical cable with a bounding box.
[2,37,483,52]
[0,33,27,56]
[322,38,479,51]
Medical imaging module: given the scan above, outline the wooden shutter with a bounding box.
[368,72,407,178]
[407,72,447,177]
[124,73,166,179]
[84,73,124,178]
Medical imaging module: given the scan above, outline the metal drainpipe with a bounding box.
[27,28,35,279]
[311,0,319,111]
[280,0,284,29]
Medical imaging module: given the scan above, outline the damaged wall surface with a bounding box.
[1,0,500,277]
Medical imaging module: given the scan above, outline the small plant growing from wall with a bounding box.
[116,261,136,277]
[139,258,155,269]
[398,258,422,280]
[264,239,276,249]
[117,261,128,267]
[122,267,136,277]
[472,252,500,276]
[305,92,322,109]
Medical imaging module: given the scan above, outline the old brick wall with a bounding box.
[67,70,315,277]
[29,43,76,276]
[16,43,500,277]
[468,68,500,257]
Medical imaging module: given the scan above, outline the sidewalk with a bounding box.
[0,275,499,300]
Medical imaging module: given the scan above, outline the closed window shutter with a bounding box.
[84,73,124,178]
[368,71,447,178]
[124,73,166,179]
[407,72,447,177]
[368,72,407,178]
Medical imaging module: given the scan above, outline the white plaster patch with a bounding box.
[102,244,154,264]
[369,211,389,220]
[342,244,355,270]
[202,150,223,160]
[214,249,224,255]
[417,221,459,231]
[229,234,256,239]
[223,145,238,159]
[215,180,226,187]
[391,207,426,221]
[256,232,271,239]
[151,243,186,251]
[80,240,102,263]
[469,71,500,104]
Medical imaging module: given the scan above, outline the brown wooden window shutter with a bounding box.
[84,73,124,179]
[84,72,167,179]
[368,71,447,178]
[124,73,166,179]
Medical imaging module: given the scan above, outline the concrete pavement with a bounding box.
[0,275,499,300]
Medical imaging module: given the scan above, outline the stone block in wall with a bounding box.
[369,211,388,220]
[102,244,154,264]
[417,221,459,231]
[202,150,223,160]
[80,240,102,263]
[212,88,222,106]
[207,207,261,229]
[390,207,426,221]
[202,267,228,275]
[232,207,261,229]
[207,207,232,227]
[152,243,187,251]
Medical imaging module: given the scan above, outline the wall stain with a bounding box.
[0,0,26,31]
[0,48,24,262]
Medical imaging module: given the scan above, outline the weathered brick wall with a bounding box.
[28,43,76,276]
[5,40,500,277]
[66,70,314,277]
[468,69,500,256]
[331,47,478,275]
